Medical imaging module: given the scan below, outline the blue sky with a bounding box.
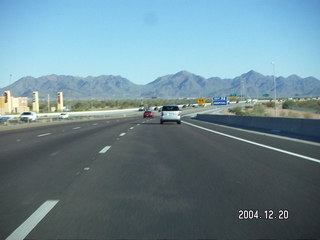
[0,0,320,87]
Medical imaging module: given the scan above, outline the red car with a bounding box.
[143,111,154,118]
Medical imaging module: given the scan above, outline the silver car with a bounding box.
[58,113,69,119]
[20,112,37,122]
[160,105,181,124]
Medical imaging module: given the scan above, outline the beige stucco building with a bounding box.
[0,91,30,114]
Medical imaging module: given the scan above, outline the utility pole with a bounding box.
[271,62,277,116]
[48,94,50,112]
[240,79,244,102]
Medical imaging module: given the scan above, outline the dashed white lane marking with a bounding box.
[184,121,320,164]
[129,127,134,130]
[92,123,98,126]
[37,133,51,137]
[84,167,90,171]
[49,151,59,157]
[119,133,126,137]
[73,127,81,130]
[99,146,111,154]
[6,200,59,240]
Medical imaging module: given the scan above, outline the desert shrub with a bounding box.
[282,100,294,109]
[246,104,267,116]
[280,111,287,117]
[228,107,244,115]
[303,112,313,119]
[265,101,275,108]
[287,111,299,118]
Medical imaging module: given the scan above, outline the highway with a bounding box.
[0,113,320,239]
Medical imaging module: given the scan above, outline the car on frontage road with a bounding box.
[59,113,69,119]
[19,112,37,122]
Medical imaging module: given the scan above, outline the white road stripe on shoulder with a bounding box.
[99,146,111,154]
[6,200,59,240]
[192,118,320,146]
[184,121,320,164]
[37,133,51,137]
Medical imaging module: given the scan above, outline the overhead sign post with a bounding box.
[212,97,228,106]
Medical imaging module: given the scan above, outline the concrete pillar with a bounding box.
[32,91,39,113]
[57,92,64,112]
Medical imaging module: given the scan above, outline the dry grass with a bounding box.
[226,103,320,119]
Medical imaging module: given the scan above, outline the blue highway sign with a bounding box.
[212,97,228,106]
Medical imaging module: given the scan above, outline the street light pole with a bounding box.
[48,94,50,112]
[241,79,243,102]
[271,62,277,116]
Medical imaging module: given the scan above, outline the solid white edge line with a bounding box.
[183,121,320,164]
[99,146,111,154]
[192,118,320,146]
[73,127,81,129]
[6,200,59,240]
[37,133,51,137]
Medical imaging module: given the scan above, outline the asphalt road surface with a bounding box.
[1,114,319,239]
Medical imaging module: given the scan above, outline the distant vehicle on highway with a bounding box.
[19,112,37,122]
[246,99,258,104]
[143,111,154,118]
[160,105,181,124]
[138,105,145,111]
[59,113,69,119]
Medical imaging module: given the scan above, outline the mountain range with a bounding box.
[1,70,320,100]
